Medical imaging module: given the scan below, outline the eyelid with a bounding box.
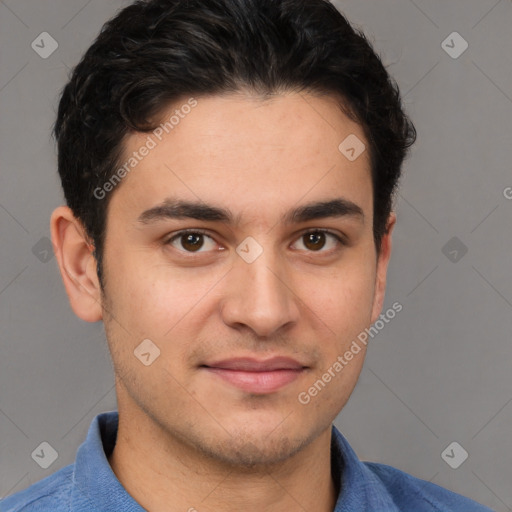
[166,228,212,240]
[299,228,346,243]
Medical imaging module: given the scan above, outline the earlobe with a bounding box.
[50,206,103,322]
[370,212,396,324]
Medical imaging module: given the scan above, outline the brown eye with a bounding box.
[167,230,217,253]
[292,229,344,253]
[180,233,204,252]
[303,231,327,251]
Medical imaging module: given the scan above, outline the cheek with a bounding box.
[106,251,224,341]
[296,258,376,336]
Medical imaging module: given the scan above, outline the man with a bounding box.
[1,0,493,510]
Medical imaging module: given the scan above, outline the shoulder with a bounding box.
[0,464,73,512]
[364,461,493,511]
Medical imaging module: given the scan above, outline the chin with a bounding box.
[188,419,318,470]
[205,432,305,469]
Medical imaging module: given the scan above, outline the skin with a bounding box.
[50,91,395,512]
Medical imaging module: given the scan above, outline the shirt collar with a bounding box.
[331,426,398,511]
[70,410,145,512]
[70,410,397,512]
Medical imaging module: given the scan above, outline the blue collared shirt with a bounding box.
[1,410,493,511]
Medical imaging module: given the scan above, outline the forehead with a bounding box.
[108,92,373,225]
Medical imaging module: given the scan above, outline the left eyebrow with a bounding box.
[137,197,364,225]
[285,198,364,224]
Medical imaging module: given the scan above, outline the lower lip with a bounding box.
[203,367,305,394]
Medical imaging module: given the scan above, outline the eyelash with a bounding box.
[165,228,346,255]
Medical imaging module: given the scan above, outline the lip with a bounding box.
[201,357,307,394]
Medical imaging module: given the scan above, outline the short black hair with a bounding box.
[54,0,416,288]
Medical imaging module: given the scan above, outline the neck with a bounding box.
[108,399,338,512]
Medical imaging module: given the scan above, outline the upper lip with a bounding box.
[203,356,306,372]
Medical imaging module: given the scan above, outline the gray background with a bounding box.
[0,0,511,510]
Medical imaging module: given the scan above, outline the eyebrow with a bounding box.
[137,197,364,225]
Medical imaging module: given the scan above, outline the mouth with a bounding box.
[200,357,308,394]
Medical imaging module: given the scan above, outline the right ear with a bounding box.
[50,206,103,322]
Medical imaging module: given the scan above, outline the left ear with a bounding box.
[370,212,396,324]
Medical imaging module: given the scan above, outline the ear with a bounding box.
[370,212,396,324]
[50,206,103,322]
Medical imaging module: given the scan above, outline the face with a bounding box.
[59,91,394,468]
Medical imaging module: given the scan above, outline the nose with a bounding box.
[220,245,300,338]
